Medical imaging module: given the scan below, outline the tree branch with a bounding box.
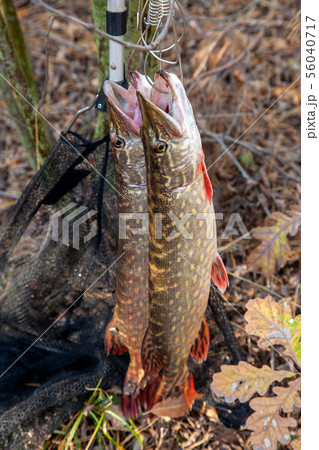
[32,0,175,54]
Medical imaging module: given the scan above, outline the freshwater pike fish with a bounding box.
[135,70,228,417]
[103,76,151,417]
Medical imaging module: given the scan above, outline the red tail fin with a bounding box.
[122,394,141,419]
[190,318,210,363]
[104,318,127,356]
[211,253,228,293]
[184,372,203,408]
[139,374,162,412]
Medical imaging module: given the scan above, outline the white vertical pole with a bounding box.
[107,0,127,82]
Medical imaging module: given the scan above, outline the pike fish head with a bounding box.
[137,71,202,191]
[103,76,151,186]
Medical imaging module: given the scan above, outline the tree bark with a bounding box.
[0,3,51,170]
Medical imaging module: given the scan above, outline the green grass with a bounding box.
[43,379,143,449]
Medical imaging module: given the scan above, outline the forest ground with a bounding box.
[0,0,300,448]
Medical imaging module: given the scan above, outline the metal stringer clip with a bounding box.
[128,0,186,91]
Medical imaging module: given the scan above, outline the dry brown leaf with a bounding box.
[211,361,295,403]
[247,210,301,277]
[149,393,189,419]
[192,40,220,78]
[245,296,301,366]
[208,39,230,70]
[247,378,300,449]
[291,435,301,449]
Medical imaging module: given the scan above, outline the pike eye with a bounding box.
[112,137,125,149]
[154,141,167,154]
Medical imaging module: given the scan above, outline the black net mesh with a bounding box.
[0,131,243,448]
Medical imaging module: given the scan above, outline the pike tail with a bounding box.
[122,393,141,419]
[104,318,127,356]
[139,328,165,413]
[121,356,145,418]
[150,372,203,418]
[139,374,162,412]
[190,318,210,363]
[211,252,229,294]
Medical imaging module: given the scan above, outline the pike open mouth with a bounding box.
[103,77,151,135]
[133,70,194,138]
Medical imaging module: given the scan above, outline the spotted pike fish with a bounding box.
[135,70,228,417]
[103,76,151,417]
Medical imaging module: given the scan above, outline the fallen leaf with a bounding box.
[211,361,295,403]
[247,378,300,449]
[150,393,189,419]
[245,296,301,366]
[247,210,301,277]
[291,435,301,449]
[192,39,221,78]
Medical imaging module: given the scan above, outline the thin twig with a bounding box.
[187,30,264,89]
[201,130,301,183]
[0,108,29,129]
[24,19,91,50]
[35,16,53,170]
[218,228,255,253]
[32,0,175,53]
[0,190,20,199]
[192,0,260,23]
[212,133,251,180]
[227,271,284,299]
[38,16,54,112]
[226,53,249,135]
[223,134,301,183]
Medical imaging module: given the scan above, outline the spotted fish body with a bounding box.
[103,78,151,416]
[136,71,228,416]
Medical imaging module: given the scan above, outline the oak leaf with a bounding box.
[245,296,301,366]
[291,436,301,449]
[211,361,295,403]
[247,210,301,277]
[246,378,301,449]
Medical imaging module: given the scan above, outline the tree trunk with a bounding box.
[0,2,51,170]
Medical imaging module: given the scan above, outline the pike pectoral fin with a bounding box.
[104,318,127,356]
[190,318,210,363]
[141,328,162,375]
[211,253,229,294]
[184,372,204,409]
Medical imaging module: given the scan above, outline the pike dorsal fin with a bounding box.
[211,253,229,294]
[198,152,213,204]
